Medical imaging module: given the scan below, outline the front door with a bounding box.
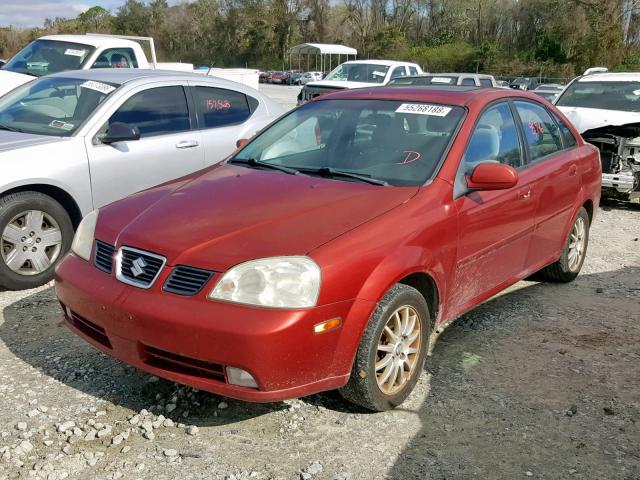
[86,84,204,208]
[451,101,536,310]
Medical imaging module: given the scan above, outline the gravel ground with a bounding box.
[0,202,638,480]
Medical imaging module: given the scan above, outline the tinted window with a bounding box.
[550,110,577,148]
[479,78,493,88]
[514,101,563,162]
[461,78,476,86]
[194,87,252,128]
[408,66,418,75]
[235,99,465,186]
[92,48,138,69]
[391,66,406,79]
[109,86,190,138]
[463,102,521,169]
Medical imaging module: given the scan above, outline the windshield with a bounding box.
[389,76,458,86]
[232,99,465,186]
[3,40,95,77]
[325,64,390,84]
[0,76,119,137]
[556,80,640,112]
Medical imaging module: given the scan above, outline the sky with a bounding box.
[0,0,187,28]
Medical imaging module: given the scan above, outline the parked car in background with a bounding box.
[286,72,304,85]
[388,73,497,88]
[0,68,283,290]
[298,60,422,104]
[259,71,274,83]
[532,83,564,102]
[0,34,194,98]
[56,86,599,412]
[299,71,323,85]
[509,77,539,91]
[495,80,510,88]
[555,70,640,203]
[270,71,287,84]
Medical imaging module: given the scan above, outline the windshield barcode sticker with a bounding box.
[396,103,451,116]
[64,48,86,57]
[81,81,116,94]
[431,77,453,84]
[49,120,74,131]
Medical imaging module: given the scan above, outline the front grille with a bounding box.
[163,266,214,296]
[143,345,226,382]
[300,85,345,102]
[94,241,115,273]
[65,308,112,349]
[116,247,166,289]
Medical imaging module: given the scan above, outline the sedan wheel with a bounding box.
[1,210,63,275]
[0,192,73,290]
[340,284,431,411]
[567,216,586,272]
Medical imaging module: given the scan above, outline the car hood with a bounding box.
[0,70,34,97]
[0,130,63,152]
[305,80,380,89]
[102,164,418,271]
[557,106,640,138]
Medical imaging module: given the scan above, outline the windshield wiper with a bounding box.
[298,166,388,186]
[228,157,303,176]
[0,123,25,133]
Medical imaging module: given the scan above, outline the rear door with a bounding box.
[85,82,204,208]
[512,100,581,268]
[452,101,536,308]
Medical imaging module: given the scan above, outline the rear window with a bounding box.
[233,99,465,186]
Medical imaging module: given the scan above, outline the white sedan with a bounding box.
[0,68,283,290]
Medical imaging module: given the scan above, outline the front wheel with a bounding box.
[0,192,73,290]
[340,284,431,411]
[538,207,590,283]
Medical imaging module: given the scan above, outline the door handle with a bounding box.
[569,164,577,176]
[176,140,199,149]
[518,188,532,200]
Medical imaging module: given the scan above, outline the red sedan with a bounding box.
[55,87,601,411]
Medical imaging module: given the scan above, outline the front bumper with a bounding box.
[55,253,375,402]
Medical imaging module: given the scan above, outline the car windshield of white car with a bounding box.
[232,99,465,187]
[3,40,96,77]
[556,81,640,112]
[0,76,119,137]
[325,64,390,84]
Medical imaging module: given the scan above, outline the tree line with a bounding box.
[1,0,639,79]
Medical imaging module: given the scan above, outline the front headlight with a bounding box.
[209,256,321,308]
[71,210,98,261]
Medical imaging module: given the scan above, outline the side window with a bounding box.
[108,86,190,138]
[463,102,522,170]
[479,78,493,88]
[460,77,476,86]
[550,110,577,148]
[408,66,418,75]
[91,48,138,69]
[514,101,563,163]
[390,66,406,79]
[193,87,252,128]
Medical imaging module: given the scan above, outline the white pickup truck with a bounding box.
[0,34,193,97]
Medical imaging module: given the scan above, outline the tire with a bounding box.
[538,207,590,283]
[0,192,74,290]
[340,284,431,412]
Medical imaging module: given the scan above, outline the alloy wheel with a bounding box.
[567,216,586,271]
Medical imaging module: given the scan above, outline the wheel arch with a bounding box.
[1,184,83,229]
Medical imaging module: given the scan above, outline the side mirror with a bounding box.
[102,122,140,144]
[236,138,250,149]
[466,162,518,191]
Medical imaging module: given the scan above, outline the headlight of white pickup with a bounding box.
[71,210,98,261]
[209,256,321,308]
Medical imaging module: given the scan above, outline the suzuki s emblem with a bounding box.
[130,257,147,277]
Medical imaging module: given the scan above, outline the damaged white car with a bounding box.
[555,71,640,202]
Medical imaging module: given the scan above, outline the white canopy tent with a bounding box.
[288,43,357,73]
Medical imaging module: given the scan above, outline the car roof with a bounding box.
[578,72,640,82]
[312,86,542,107]
[44,68,261,93]
[39,34,139,49]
